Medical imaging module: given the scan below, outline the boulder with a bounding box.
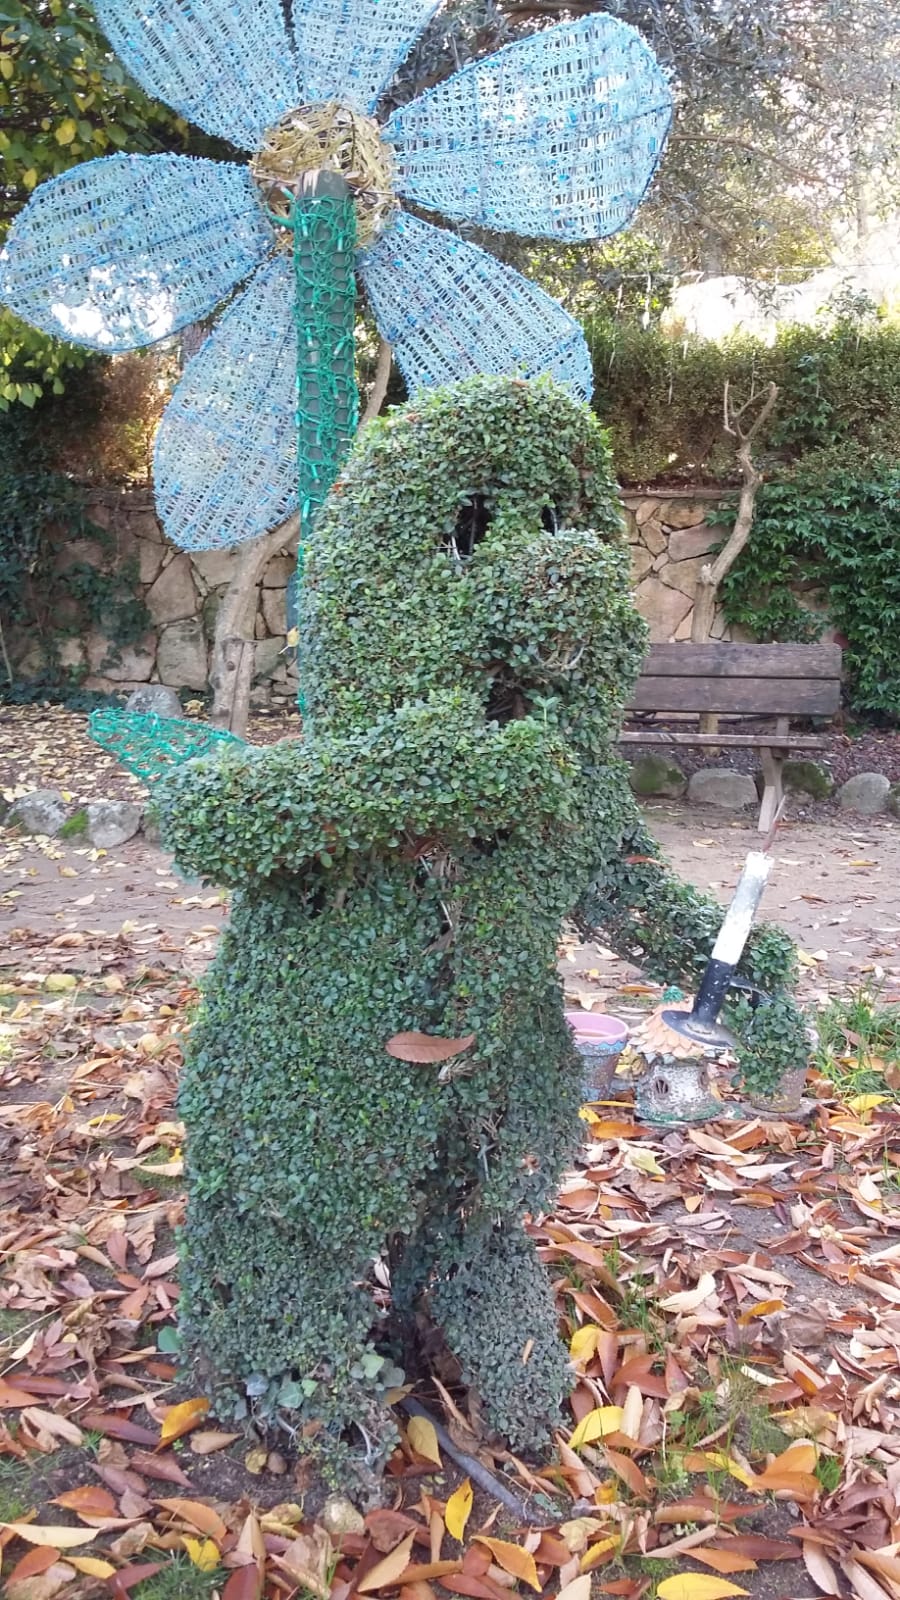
[783,759,833,800]
[145,553,197,624]
[125,685,184,719]
[85,800,143,848]
[688,768,757,810]
[157,619,209,690]
[628,754,687,799]
[7,789,70,836]
[838,772,891,815]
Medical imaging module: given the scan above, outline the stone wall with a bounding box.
[17,485,736,701]
[620,489,734,643]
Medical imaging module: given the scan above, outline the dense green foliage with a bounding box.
[0,406,149,685]
[587,315,900,485]
[0,0,200,405]
[150,378,803,1469]
[720,458,900,717]
[732,993,812,1102]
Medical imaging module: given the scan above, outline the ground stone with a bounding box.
[783,759,833,799]
[838,771,891,815]
[125,685,184,719]
[7,789,70,835]
[85,800,143,848]
[628,753,687,799]
[688,768,758,810]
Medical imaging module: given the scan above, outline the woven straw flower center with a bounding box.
[252,102,396,247]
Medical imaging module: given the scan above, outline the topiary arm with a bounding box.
[577,808,799,997]
[155,691,577,887]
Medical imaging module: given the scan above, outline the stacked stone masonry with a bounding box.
[9,487,761,701]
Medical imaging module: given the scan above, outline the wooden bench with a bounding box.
[619,642,843,833]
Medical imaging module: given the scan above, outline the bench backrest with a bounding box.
[627,643,842,716]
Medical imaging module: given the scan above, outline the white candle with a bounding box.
[711,851,771,966]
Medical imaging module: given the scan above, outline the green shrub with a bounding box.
[721,456,900,717]
[153,377,802,1472]
[586,316,900,485]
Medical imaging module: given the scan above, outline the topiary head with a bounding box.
[298,375,648,738]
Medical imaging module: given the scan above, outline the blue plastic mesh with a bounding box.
[95,0,300,151]
[0,155,270,353]
[292,0,441,114]
[386,14,672,240]
[89,710,244,787]
[154,254,298,552]
[361,212,593,398]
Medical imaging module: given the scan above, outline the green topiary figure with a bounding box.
[153,376,799,1467]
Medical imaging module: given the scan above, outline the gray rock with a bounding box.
[634,575,692,641]
[688,768,758,810]
[667,525,719,562]
[254,636,287,680]
[145,553,197,624]
[125,684,184,720]
[783,758,833,800]
[7,788,70,836]
[661,500,708,529]
[838,771,891,815]
[628,753,687,799]
[192,548,238,588]
[85,800,143,848]
[86,631,156,682]
[157,619,209,690]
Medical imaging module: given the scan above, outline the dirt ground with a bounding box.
[2,800,897,1001]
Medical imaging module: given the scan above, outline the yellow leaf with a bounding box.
[286,627,300,648]
[445,1479,473,1542]
[758,1442,817,1478]
[182,1535,221,1571]
[357,1530,415,1592]
[0,1524,97,1549]
[569,1406,624,1450]
[55,117,78,144]
[69,1556,116,1577]
[407,1414,442,1467]
[569,1324,602,1363]
[578,1538,618,1573]
[158,1396,209,1446]
[473,1537,541,1592]
[681,1451,756,1489]
[656,1578,749,1600]
[625,1145,665,1177]
[846,1093,888,1116]
[0,54,13,79]
[44,973,76,991]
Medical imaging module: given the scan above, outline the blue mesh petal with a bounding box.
[386,14,672,240]
[95,0,300,149]
[360,213,592,398]
[0,155,271,353]
[154,255,298,552]
[292,0,441,114]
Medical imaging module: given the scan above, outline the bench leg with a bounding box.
[758,747,784,834]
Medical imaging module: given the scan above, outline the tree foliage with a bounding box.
[0,0,198,402]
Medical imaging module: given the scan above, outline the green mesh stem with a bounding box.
[289,182,359,715]
[89,710,244,787]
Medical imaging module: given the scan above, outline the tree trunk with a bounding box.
[209,513,299,737]
[690,380,779,733]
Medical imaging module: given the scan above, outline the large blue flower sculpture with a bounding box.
[0,0,670,552]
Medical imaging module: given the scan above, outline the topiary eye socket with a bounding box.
[443,494,492,562]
